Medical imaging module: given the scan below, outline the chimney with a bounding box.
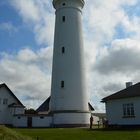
[126,82,133,88]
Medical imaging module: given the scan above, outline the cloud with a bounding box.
[11,0,41,23]
[17,48,38,62]
[95,38,140,75]
[121,16,140,39]
[0,22,18,33]
[0,47,53,109]
[10,0,55,46]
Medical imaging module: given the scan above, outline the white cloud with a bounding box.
[0,47,53,109]
[11,0,55,46]
[122,16,140,39]
[17,48,38,62]
[95,38,140,74]
[11,0,41,23]
[84,0,121,45]
[0,22,18,33]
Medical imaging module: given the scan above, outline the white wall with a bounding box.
[93,115,100,125]
[0,87,21,124]
[92,115,106,125]
[13,115,52,128]
[32,116,52,127]
[14,108,25,115]
[106,97,140,125]
[53,113,90,125]
[13,116,27,127]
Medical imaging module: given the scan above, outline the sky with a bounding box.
[0,0,140,112]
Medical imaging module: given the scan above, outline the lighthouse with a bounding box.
[50,0,90,127]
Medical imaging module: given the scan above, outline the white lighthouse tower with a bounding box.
[50,0,90,127]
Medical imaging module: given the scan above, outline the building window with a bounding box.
[3,98,8,105]
[62,16,65,22]
[61,81,64,88]
[40,116,44,119]
[123,103,135,118]
[0,98,1,104]
[62,47,65,54]
[18,116,21,119]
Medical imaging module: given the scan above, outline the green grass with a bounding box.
[0,125,33,140]
[14,127,140,140]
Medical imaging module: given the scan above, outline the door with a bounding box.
[27,117,32,128]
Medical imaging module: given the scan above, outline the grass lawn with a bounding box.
[14,127,140,140]
[0,126,33,140]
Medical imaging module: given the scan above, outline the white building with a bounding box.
[102,82,140,126]
[0,83,52,128]
[92,113,106,125]
[50,0,90,127]
[13,95,94,128]
[0,83,25,125]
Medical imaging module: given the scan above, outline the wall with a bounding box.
[53,113,90,126]
[13,116,27,127]
[92,114,106,125]
[32,116,52,127]
[106,97,140,125]
[14,107,25,115]
[0,87,20,124]
[93,115,100,125]
[13,115,52,128]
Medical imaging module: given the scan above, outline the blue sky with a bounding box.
[0,0,140,112]
[0,1,40,53]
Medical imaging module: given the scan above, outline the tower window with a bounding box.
[62,47,65,53]
[62,16,65,22]
[61,81,64,88]
[62,3,66,6]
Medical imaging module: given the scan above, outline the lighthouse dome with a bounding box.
[53,0,85,10]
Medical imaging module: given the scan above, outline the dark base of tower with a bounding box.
[52,124,89,128]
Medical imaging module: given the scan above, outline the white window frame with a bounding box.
[123,103,135,118]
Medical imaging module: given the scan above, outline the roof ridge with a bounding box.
[102,82,140,102]
[0,83,6,87]
[0,83,24,106]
